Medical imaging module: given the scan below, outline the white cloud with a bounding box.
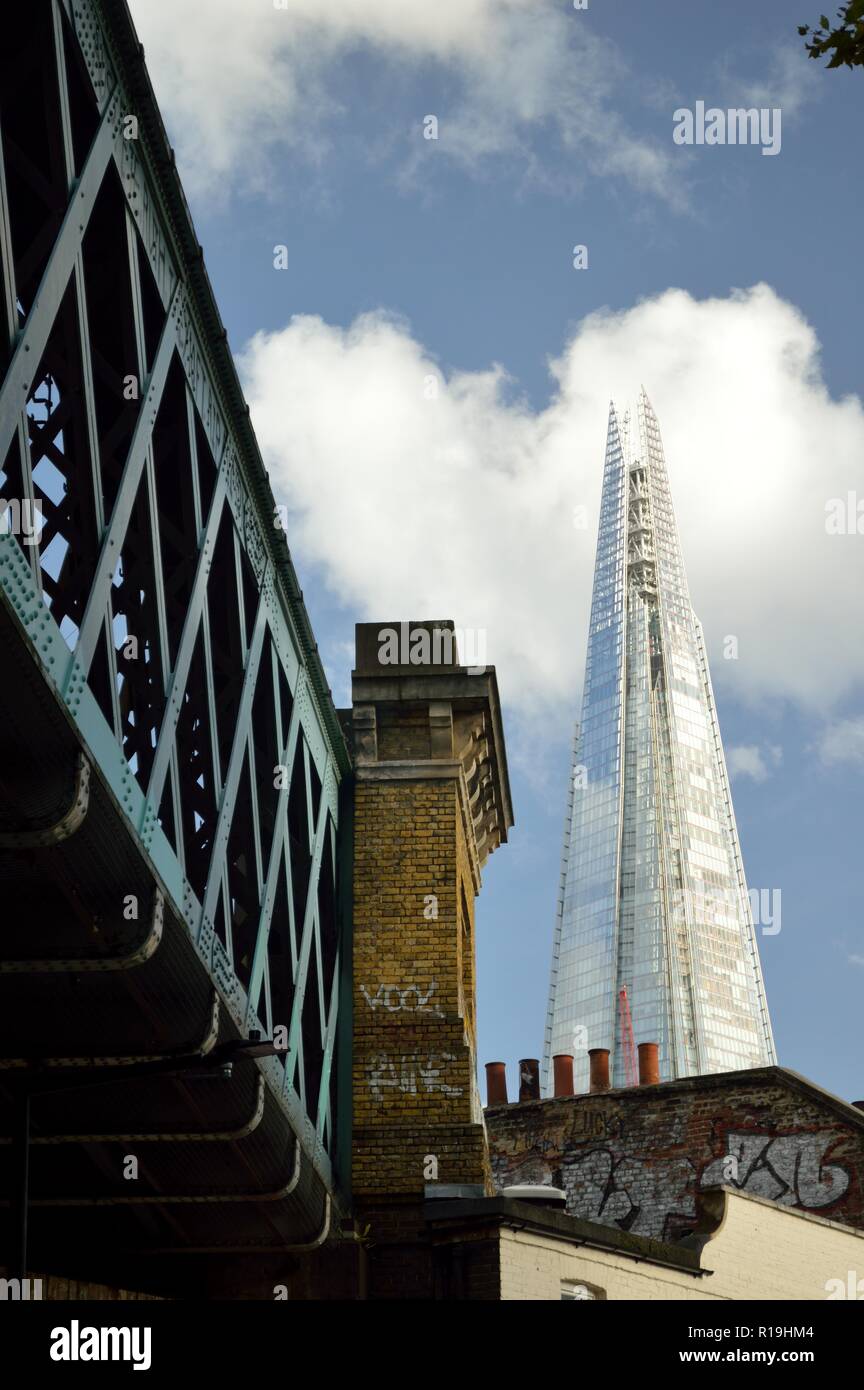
[848,955,864,968]
[237,283,864,729]
[735,43,820,119]
[727,745,782,783]
[816,717,864,768]
[129,0,687,205]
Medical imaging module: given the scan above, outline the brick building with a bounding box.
[424,1187,864,1301]
[346,620,511,1297]
[486,1066,864,1243]
[332,620,864,1302]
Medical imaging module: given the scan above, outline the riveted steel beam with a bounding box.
[0,78,40,594]
[14,1135,300,1206]
[0,751,90,847]
[0,86,122,465]
[0,991,220,1070]
[282,762,332,1100]
[0,1073,264,1145]
[244,666,306,1030]
[0,0,347,1199]
[316,940,340,1145]
[134,1192,333,1254]
[198,579,270,957]
[67,287,179,683]
[0,889,163,974]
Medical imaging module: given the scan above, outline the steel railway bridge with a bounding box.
[0,0,351,1292]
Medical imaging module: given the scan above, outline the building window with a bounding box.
[561,1280,603,1301]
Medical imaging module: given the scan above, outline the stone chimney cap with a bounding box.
[354,620,461,676]
[351,619,514,857]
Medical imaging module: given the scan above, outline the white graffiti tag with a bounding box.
[701,1132,850,1209]
[366,1053,463,1102]
[360,982,443,1017]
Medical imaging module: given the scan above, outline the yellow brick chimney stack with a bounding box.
[348,620,513,1284]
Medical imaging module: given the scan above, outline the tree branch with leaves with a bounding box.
[799,1,864,68]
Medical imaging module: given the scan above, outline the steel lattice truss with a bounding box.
[0,0,346,1184]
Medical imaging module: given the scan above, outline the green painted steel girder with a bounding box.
[0,0,351,1196]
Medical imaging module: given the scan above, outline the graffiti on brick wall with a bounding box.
[572,1109,623,1141]
[563,1148,696,1238]
[366,1052,463,1101]
[490,1111,859,1241]
[360,982,443,1017]
[701,1131,850,1209]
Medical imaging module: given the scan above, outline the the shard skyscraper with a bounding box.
[544,391,775,1093]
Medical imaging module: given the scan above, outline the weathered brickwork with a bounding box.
[376,703,432,761]
[487,1069,864,1242]
[430,1229,502,1300]
[352,775,487,1196]
[455,813,477,1050]
[347,621,513,1294]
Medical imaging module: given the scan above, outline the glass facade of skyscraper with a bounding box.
[544,392,775,1092]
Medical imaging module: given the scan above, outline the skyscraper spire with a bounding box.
[543,395,775,1093]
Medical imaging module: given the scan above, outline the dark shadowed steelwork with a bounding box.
[0,0,350,1277]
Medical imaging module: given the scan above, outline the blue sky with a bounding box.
[132,0,863,1101]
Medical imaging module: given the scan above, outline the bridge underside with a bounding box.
[0,595,330,1290]
[0,0,349,1292]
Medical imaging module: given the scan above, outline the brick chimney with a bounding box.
[589,1048,611,1094]
[638,1042,660,1086]
[349,621,513,1208]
